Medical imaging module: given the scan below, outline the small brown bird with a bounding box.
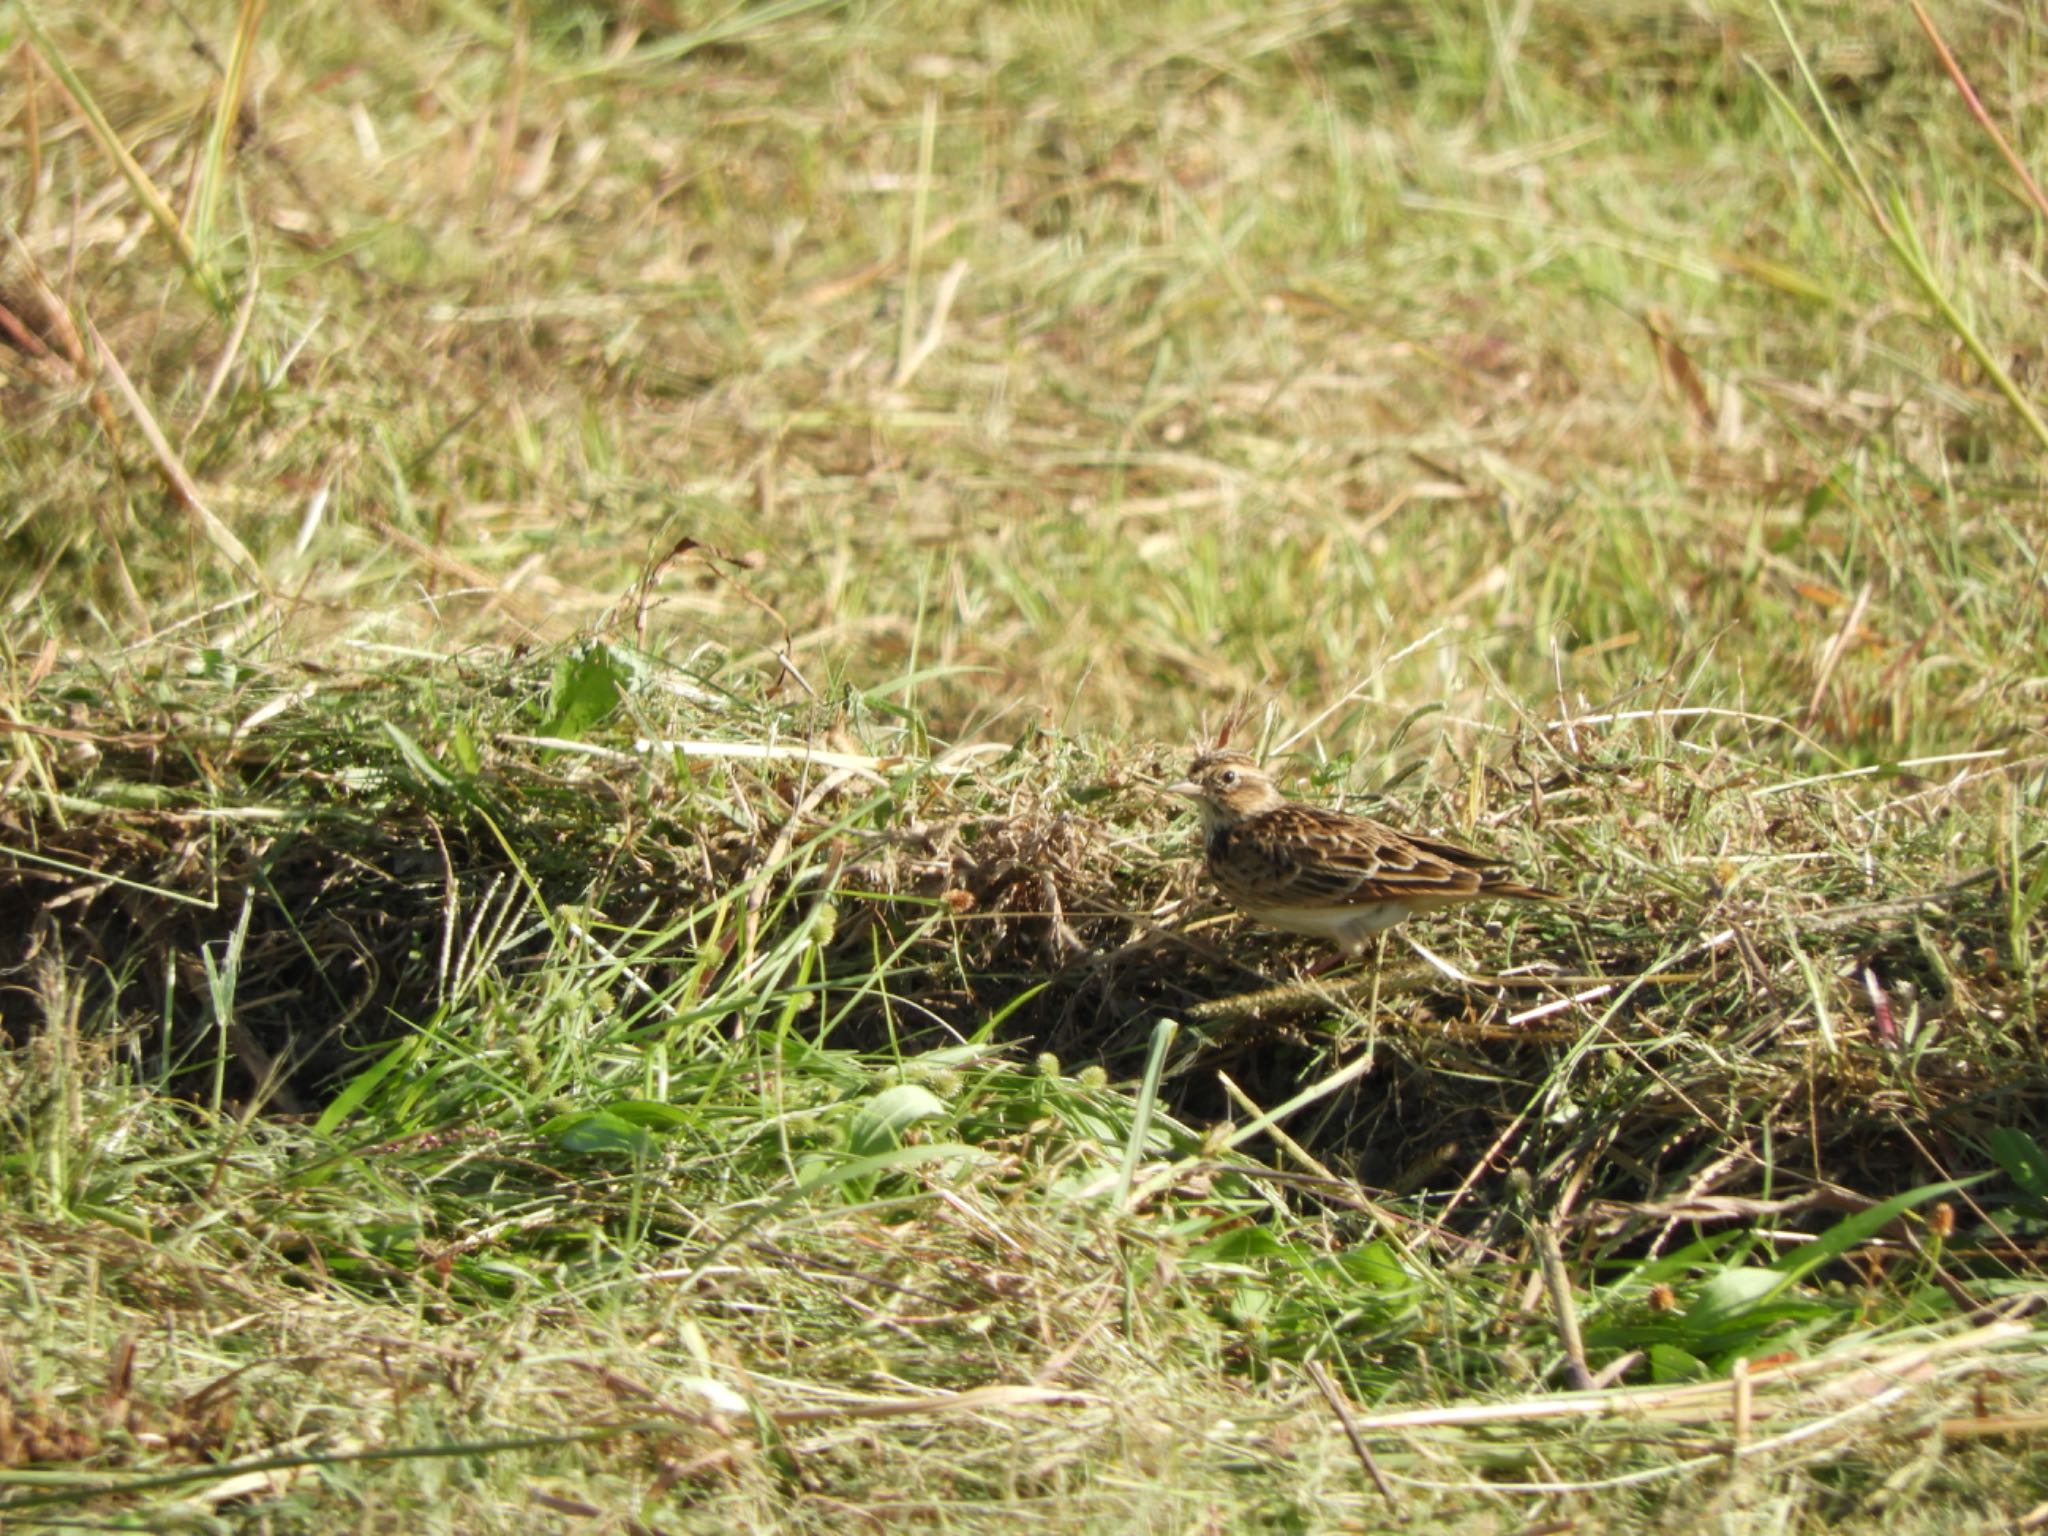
[1165,750,1560,957]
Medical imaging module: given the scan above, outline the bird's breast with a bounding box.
[1205,824,1235,865]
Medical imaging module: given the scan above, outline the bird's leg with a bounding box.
[1304,929,1387,979]
[1303,948,1350,979]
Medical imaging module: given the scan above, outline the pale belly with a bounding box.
[1241,902,1416,950]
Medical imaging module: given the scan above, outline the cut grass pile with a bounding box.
[4,0,2048,1529]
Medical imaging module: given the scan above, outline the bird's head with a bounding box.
[1163,750,1285,830]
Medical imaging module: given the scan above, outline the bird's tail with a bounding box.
[1482,877,1564,902]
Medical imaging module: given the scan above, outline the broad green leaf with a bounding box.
[606,1099,700,1130]
[1683,1266,1784,1329]
[1647,1344,1711,1384]
[540,648,626,739]
[1340,1239,1414,1291]
[1189,1225,1287,1265]
[1987,1129,2048,1218]
[540,1109,657,1157]
[796,1142,985,1194]
[847,1083,948,1158]
[1229,1283,1275,1324]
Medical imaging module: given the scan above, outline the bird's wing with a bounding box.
[1213,806,1484,910]
[1400,828,1560,899]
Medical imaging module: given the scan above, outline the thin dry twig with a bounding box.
[739,764,858,978]
[3,232,151,626]
[1905,0,2048,223]
[1346,1320,2029,1434]
[1305,1360,1403,1518]
[364,514,553,638]
[82,314,263,585]
[1534,1224,1592,1390]
[1804,581,1872,726]
[637,537,815,698]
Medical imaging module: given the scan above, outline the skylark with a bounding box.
[1165,750,1559,957]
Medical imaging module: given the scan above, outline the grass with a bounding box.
[4,0,2048,1529]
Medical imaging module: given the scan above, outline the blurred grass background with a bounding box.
[9,0,2043,754]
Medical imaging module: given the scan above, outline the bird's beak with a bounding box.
[1162,779,1200,799]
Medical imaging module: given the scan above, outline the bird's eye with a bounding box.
[1218,769,1238,787]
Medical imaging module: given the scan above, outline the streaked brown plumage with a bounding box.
[1165,750,1559,954]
